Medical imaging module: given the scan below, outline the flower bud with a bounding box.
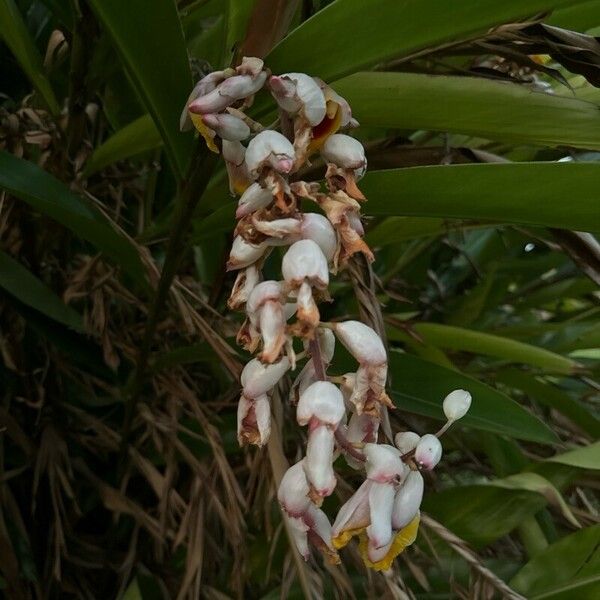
[321,134,367,178]
[282,239,329,289]
[304,424,336,497]
[394,431,421,454]
[246,280,282,318]
[180,69,233,131]
[269,73,327,126]
[443,389,472,422]
[223,140,251,196]
[300,213,337,262]
[227,236,267,270]
[278,459,310,514]
[201,113,250,141]
[245,131,296,177]
[236,182,274,218]
[241,356,290,398]
[414,434,442,470]
[333,321,386,365]
[297,381,345,427]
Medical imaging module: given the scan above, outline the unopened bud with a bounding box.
[443,389,472,422]
[394,431,421,454]
[414,434,442,470]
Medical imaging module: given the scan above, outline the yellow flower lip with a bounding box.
[359,514,420,572]
[332,525,366,549]
[190,113,219,154]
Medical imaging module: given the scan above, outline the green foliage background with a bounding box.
[0,0,599,598]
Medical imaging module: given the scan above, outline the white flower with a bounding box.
[235,182,274,218]
[246,281,286,363]
[282,239,329,289]
[200,113,250,141]
[392,471,423,530]
[269,73,327,126]
[245,131,296,178]
[443,389,472,422]
[414,434,442,470]
[278,460,338,562]
[297,381,345,498]
[241,356,290,399]
[321,134,367,179]
[333,321,386,365]
[394,431,421,454]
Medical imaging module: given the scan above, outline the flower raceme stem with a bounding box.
[182,58,472,571]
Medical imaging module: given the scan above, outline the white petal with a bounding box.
[227,236,267,270]
[332,479,371,536]
[321,134,366,171]
[222,139,246,165]
[228,264,260,309]
[253,395,271,445]
[245,130,295,177]
[305,425,336,497]
[443,389,472,421]
[241,357,290,398]
[364,443,405,482]
[305,503,335,551]
[333,320,386,365]
[394,431,421,454]
[180,70,231,131]
[367,481,395,548]
[281,239,329,288]
[284,514,310,560]
[259,301,286,362]
[297,381,345,426]
[392,471,424,530]
[253,217,301,238]
[318,328,336,363]
[236,182,274,218]
[414,434,442,470]
[301,213,337,261]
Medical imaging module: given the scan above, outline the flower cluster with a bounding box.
[183,58,472,571]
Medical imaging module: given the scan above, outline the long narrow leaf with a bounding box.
[87,0,194,179]
[361,163,600,232]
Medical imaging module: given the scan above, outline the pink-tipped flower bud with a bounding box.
[282,239,329,289]
[321,134,367,178]
[443,389,472,422]
[414,434,442,470]
[241,357,290,399]
[269,73,327,126]
[236,182,274,218]
[201,113,250,141]
[333,321,386,365]
[300,213,337,262]
[394,431,421,454]
[245,131,296,177]
[297,381,345,427]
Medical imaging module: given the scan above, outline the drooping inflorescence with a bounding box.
[182,57,472,571]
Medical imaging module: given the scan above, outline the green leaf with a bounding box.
[267,0,582,81]
[548,441,600,470]
[490,473,580,528]
[361,163,600,232]
[424,485,546,546]
[335,72,600,150]
[0,0,60,114]
[0,151,146,285]
[226,0,256,59]
[0,251,83,331]
[87,0,194,179]
[389,352,557,444]
[84,115,162,176]
[548,1,600,31]
[510,525,600,599]
[496,369,600,438]
[395,322,582,375]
